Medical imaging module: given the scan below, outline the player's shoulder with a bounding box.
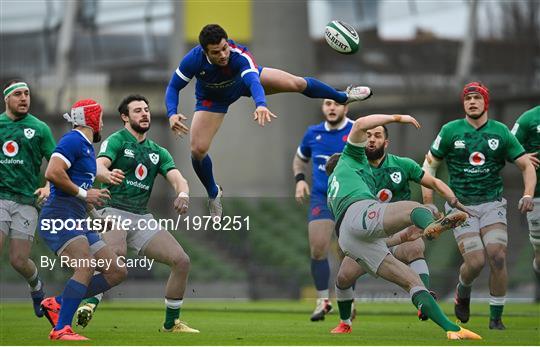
[488,119,513,134]
[144,137,171,154]
[227,39,249,53]
[442,118,466,130]
[517,106,540,123]
[24,114,50,129]
[105,128,129,141]
[388,153,417,166]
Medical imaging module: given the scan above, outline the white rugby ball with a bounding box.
[324,20,360,55]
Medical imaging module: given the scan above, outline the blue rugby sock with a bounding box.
[311,258,330,291]
[192,155,219,198]
[84,273,112,298]
[302,77,347,103]
[55,295,63,305]
[54,279,87,330]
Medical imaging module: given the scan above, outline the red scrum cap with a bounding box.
[462,82,489,111]
[63,99,103,133]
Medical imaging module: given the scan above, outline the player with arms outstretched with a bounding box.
[166,24,372,218]
[325,113,481,340]
[422,82,536,329]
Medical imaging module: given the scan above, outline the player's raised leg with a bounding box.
[308,219,334,321]
[259,68,372,104]
[481,223,508,330]
[190,110,225,218]
[142,231,199,333]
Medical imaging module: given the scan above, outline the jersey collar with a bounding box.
[464,117,489,131]
[324,117,351,131]
[122,128,147,144]
[74,129,92,144]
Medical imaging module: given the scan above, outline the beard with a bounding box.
[365,146,385,161]
[326,115,345,126]
[130,119,150,134]
[93,132,102,143]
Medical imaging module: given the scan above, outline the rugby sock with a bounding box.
[55,295,63,305]
[311,258,330,293]
[54,279,87,330]
[457,275,472,298]
[410,207,435,229]
[27,268,42,291]
[84,273,112,298]
[164,298,183,329]
[336,284,354,324]
[192,155,219,198]
[411,288,460,332]
[27,269,45,317]
[489,295,505,320]
[81,293,103,310]
[409,259,430,288]
[302,77,348,103]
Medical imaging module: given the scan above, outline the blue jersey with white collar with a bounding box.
[165,40,266,116]
[44,130,96,217]
[297,118,353,197]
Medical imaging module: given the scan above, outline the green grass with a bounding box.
[1,301,538,345]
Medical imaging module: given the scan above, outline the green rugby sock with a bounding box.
[490,305,504,320]
[419,273,431,289]
[337,299,354,321]
[412,290,460,332]
[164,307,180,329]
[410,207,435,230]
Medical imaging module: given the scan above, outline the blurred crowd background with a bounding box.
[1,0,539,301]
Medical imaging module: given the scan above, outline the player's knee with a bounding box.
[336,270,355,289]
[465,254,486,272]
[111,263,128,284]
[113,244,127,258]
[405,239,425,261]
[487,249,506,271]
[291,76,307,91]
[310,244,328,260]
[170,251,190,272]
[190,141,209,159]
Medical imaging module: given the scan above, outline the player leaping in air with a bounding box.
[165,24,372,218]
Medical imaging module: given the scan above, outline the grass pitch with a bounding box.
[1,300,538,345]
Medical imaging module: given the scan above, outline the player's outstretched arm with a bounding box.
[292,154,310,204]
[45,157,110,206]
[514,155,537,213]
[96,157,125,185]
[421,152,442,205]
[420,171,472,216]
[166,169,190,215]
[350,114,420,144]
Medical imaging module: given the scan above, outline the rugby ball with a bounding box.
[324,20,360,54]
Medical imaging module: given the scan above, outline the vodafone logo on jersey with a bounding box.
[2,140,19,157]
[469,152,485,166]
[135,163,148,180]
[377,188,393,202]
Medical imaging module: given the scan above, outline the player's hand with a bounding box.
[34,186,50,207]
[169,114,189,138]
[174,192,189,214]
[394,115,421,129]
[106,169,125,185]
[295,180,310,204]
[424,203,443,219]
[253,106,277,127]
[449,197,477,217]
[401,226,423,243]
[524,152,540,169]
[518,195,534,213]
[86,188,111,207]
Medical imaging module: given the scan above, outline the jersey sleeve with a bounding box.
[158,147,176,176]
[97,134,121,162]
[51,134,80,168]
[511,112,529,145]
[297,129,312,161]
[165,47,200,117]
[40,123,56,161]
[341,140,368,168]
[401,157,424,183]
[430,125,450,159]
[505,127,526,161]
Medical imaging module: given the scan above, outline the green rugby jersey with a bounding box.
[0,113,56,205]
[98,128,176,214]
[512,106,540,197]
[371,154,424,203]
[327,141,377,223]
[430,118,525,205]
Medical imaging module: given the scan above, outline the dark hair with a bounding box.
[3,79,25,91]
[382,125,389,139]
[117,94,149,117]
[325,153,342,176]
[199,24,228,51]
